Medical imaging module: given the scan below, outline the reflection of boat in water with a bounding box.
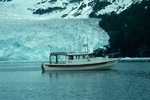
[41,51,119,72]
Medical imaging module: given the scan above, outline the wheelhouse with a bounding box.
[49,52,95,64]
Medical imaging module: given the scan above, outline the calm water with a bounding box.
[0,62,150,100]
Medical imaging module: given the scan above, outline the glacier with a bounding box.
[0,18,109,61]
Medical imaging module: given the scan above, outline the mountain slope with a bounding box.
[0,0,143,19]
[99,0,150,57]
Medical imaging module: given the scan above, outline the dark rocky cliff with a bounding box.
[98,0,150,57]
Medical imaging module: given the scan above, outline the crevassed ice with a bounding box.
[0,18,109,61]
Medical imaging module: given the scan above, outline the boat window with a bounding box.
[78,55,80,59]
[68,55,74,60]
[75,55,80,60]
[83,55,85,59]
[75,56,78,59]
[76,55,87,59]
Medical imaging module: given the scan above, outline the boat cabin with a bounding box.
[49,52,95,64]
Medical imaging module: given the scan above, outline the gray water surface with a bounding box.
[0,62,150,100]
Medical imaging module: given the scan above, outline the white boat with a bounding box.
[41,51,119,72]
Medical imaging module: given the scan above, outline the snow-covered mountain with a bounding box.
[0,0,143,19]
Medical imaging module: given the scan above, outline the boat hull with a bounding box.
[41,59,118,72]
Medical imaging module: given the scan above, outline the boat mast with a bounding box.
[83,44,88,52]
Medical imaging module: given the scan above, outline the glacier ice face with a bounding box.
[0,18,109,61]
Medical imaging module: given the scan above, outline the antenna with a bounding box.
[83,44,88,52]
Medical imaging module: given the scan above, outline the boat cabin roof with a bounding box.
[50,52,94,56]
[50,52,67,56]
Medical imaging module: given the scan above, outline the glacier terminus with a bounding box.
[0,18,109,61]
